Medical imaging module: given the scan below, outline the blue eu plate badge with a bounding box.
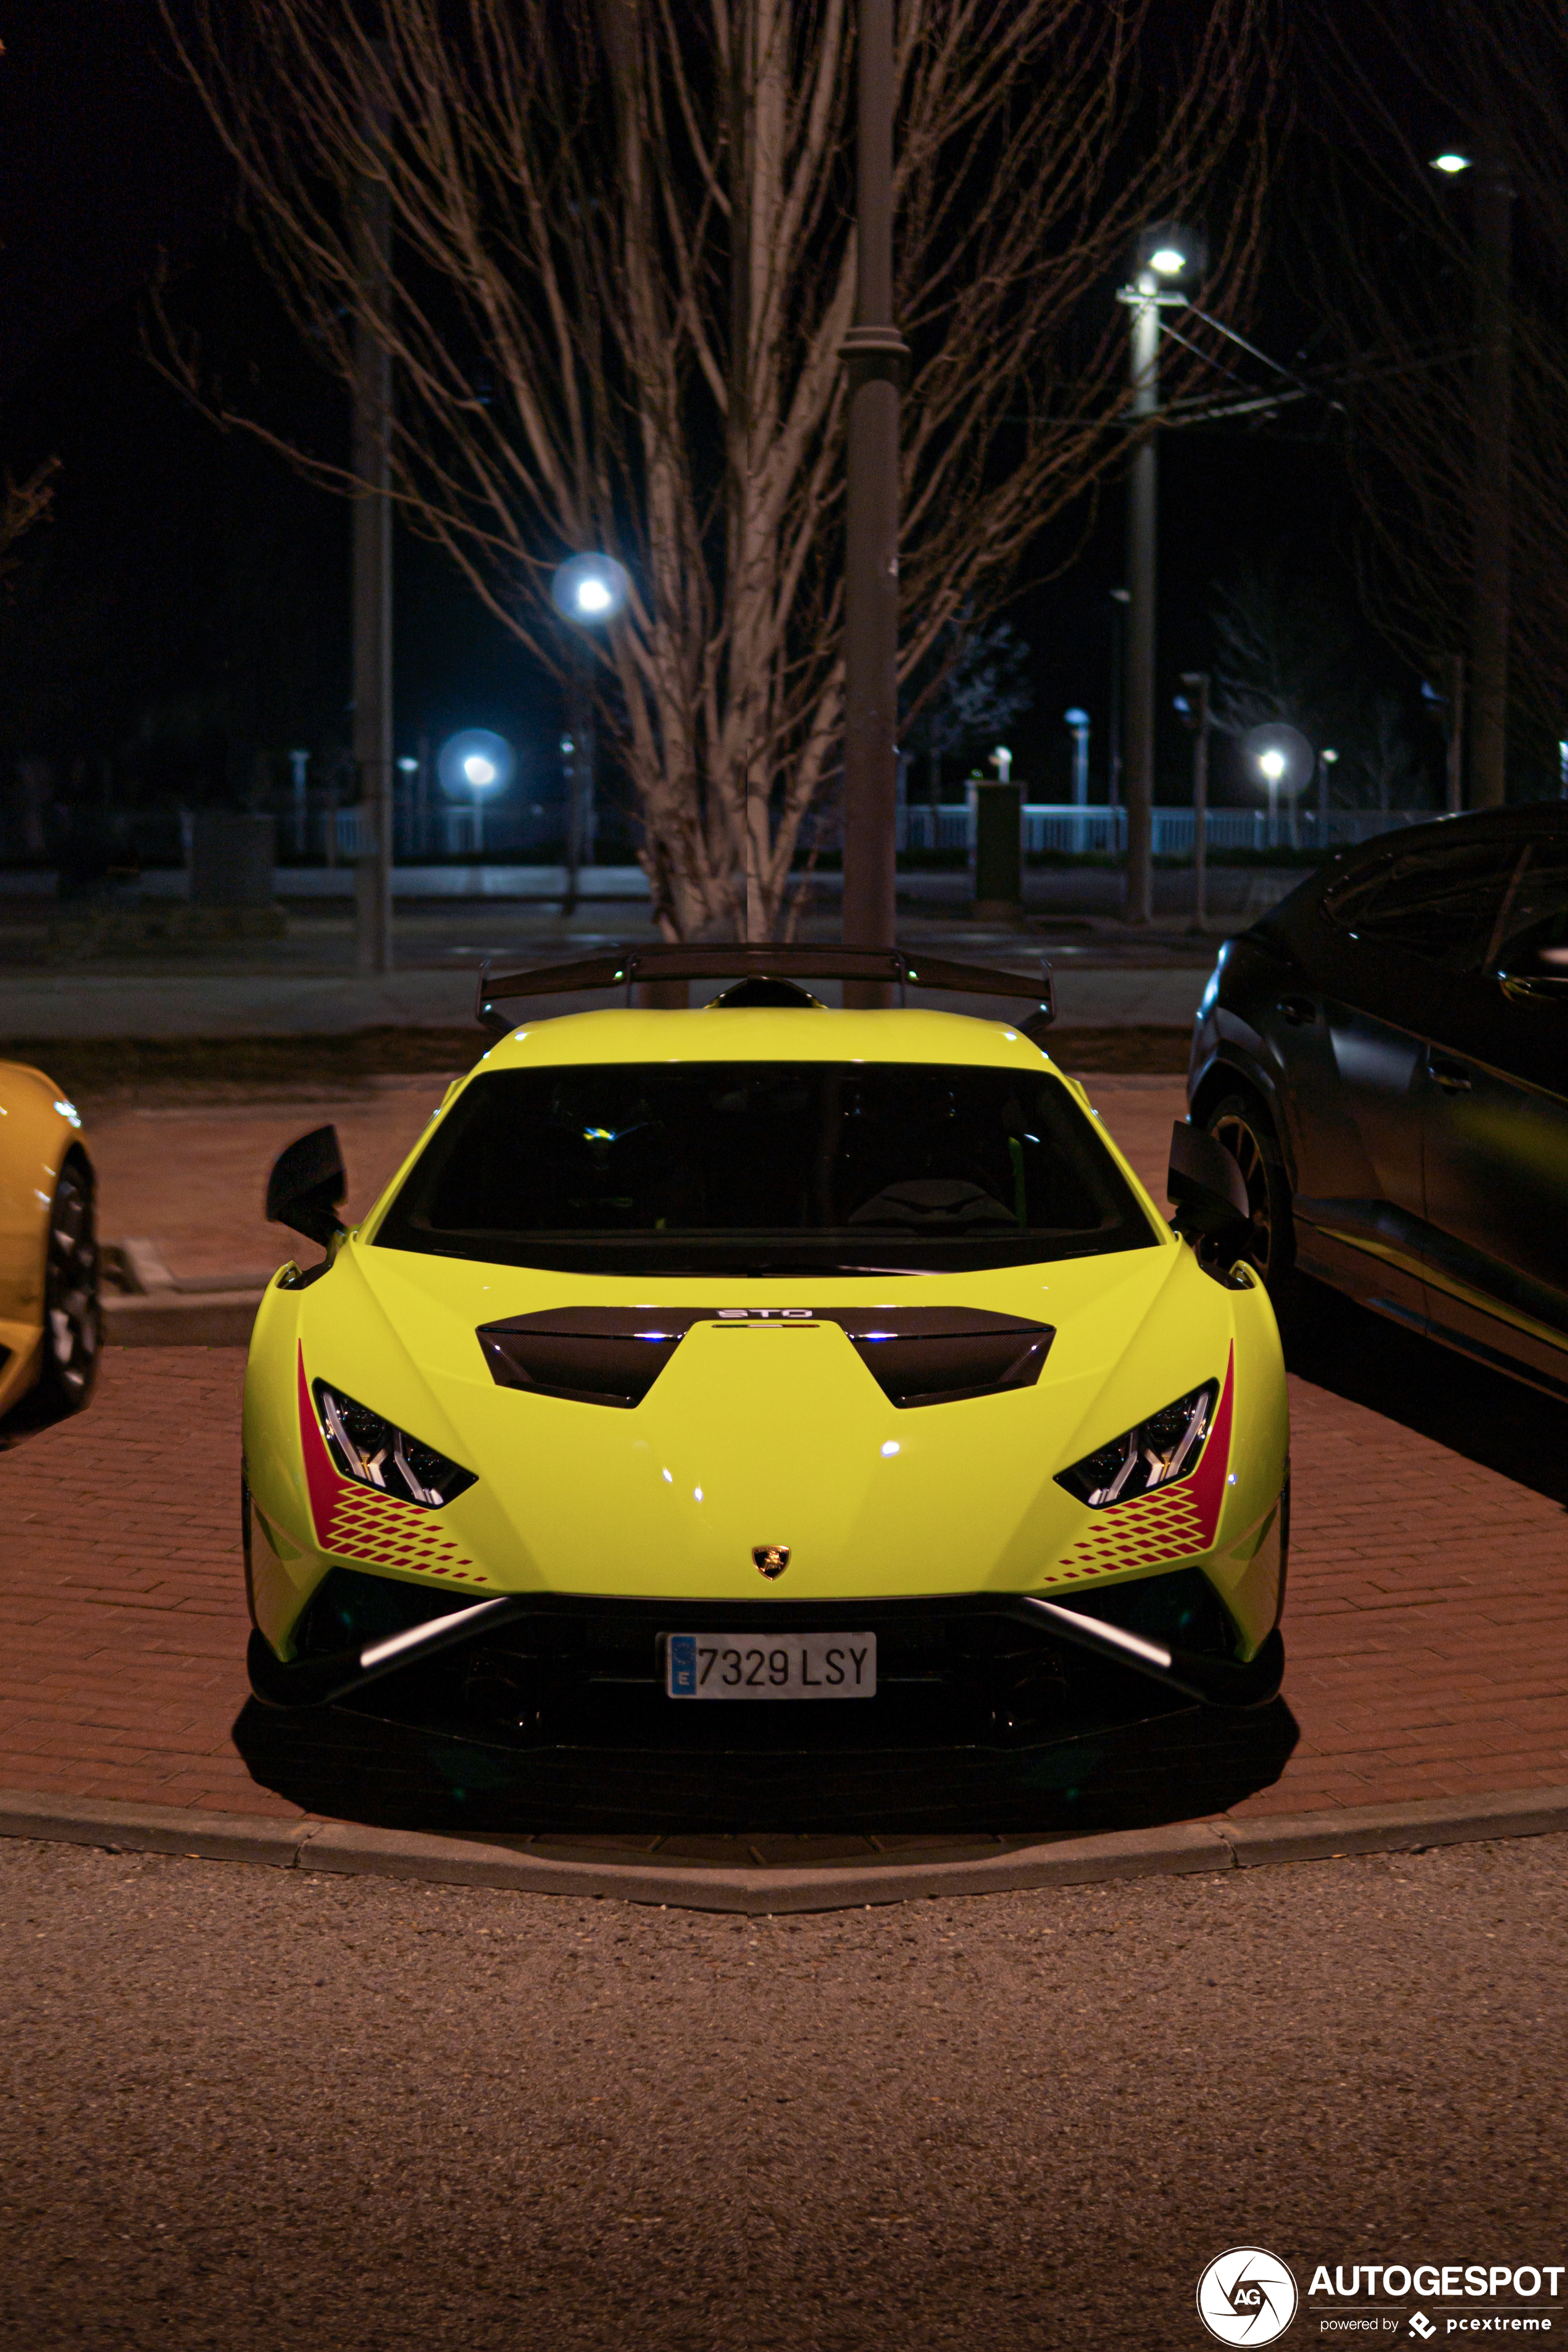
[669,1634,699,1696]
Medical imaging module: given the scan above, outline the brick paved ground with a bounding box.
[86,1074,460,1283]
[1,1072,1562,1838]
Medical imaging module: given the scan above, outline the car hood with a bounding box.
[252,1233,1282,1605]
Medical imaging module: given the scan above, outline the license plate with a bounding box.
[665,1632,877,1701]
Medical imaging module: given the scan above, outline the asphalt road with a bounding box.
[1,1837,1564,2351]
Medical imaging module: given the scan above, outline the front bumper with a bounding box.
[247,1564,1285,1751]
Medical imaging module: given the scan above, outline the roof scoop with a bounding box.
[706,976,825,1009]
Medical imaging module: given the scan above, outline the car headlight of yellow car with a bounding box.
[1056,1379,1218,1509]
[314,1379,476,1509]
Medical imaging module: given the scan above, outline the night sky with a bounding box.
[0,1,1449,851]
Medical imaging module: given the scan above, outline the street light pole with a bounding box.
[1469,131,1512,811]
[1447,653,1467,815]
[1178,672,1209,933]
[549,553,627,920]
[1064,707,1090,855]
[563,656,597,915]
[1124,278,1159,925]
[1317,744,1338,842]
[841,0,907,1004]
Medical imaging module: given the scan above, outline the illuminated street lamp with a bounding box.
[551,552,631,625]
[1120,222,1206,924]
[1428,140,1508,809]
[1245,722,1314,850]
[551,553,629,910]
[1316,744,1338,830]
[437,728,514,856]
[396,754,418,864]
[1064,707,1090,853]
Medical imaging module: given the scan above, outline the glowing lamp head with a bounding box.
[436,728,515,802]
[1432,152,1471,175]
[551,552,631,625]
[1243,721,1314,801]
[1135,222,1205,285]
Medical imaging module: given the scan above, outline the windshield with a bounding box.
[373,1061,1157,1276]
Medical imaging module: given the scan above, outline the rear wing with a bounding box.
[475,943,1054,1039]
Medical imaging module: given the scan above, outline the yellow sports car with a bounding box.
[243,948,1289,1756]
[0,1060,101,1424]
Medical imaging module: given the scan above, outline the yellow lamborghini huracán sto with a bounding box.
[243,948,1288,1758]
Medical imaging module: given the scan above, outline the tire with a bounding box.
[33,1154,102,1417]
[1204,1091,1296,1296]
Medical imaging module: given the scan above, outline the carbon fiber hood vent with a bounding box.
[476,1306,1053,1411]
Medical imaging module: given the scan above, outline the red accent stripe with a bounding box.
[1185,1345,1235,1548]
[298,1345,348,1545]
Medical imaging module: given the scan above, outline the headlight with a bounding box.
[314,1380,477,1509]
[1056,1380,1218,1509]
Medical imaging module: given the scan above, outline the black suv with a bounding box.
[1187,806,1568,1398]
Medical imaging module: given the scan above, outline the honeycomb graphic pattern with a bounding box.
[320,1481,486,1584]
[1041,1480,1208,1585]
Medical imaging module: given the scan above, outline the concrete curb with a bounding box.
[104,1291,262,1347]
[3,1783,1568,1913]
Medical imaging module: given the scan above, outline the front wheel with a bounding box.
[1204,1092,1295,1295]
[33,1155,101,1417]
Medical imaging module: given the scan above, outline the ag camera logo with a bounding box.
[1198,2247,1299,2345]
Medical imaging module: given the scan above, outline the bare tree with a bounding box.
[0,459,58,580]
[162,0,1274,937]
[1209,553,1357,746]
[902,613,1033,804]
[1359,688,1424,813]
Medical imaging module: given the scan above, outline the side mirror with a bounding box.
[266,1125,347,1248]
[1167,1119,1251,1244]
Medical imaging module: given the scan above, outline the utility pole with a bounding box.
[1469,130,1512,811]
[562,657,597,918]
[840,0,907,1004]
[352,149,394,975]
[1124,280,1159,924]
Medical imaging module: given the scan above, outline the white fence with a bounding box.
[897,803,1434,856]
